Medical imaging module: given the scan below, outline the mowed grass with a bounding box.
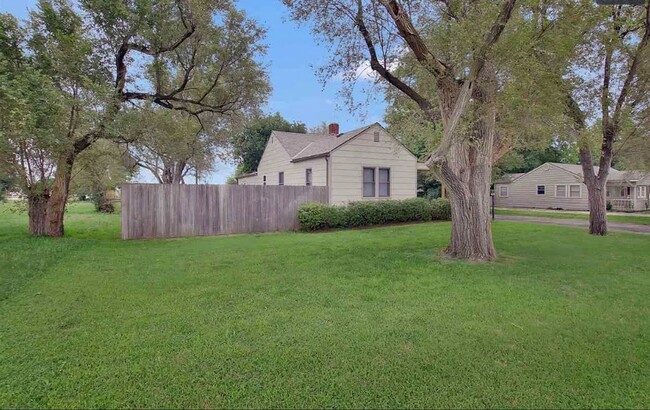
[496,207,650,225]
[0,202,649,408]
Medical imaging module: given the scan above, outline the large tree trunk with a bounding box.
[443,130,496,261]
[446,178,496,260]
[434,66,498,261]
[27,191,50,236]
[580,146,610,236]
[45,151,76,237]
[161,161,187,184]
[585,177,608,235]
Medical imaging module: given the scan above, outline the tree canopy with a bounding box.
[230,113,306,175]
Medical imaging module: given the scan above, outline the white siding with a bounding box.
[236,174,259,185]
[494,163,590,210]
[240,135,327,187]
[329,125,417,204]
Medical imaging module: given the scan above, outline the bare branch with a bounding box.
[377,0,450,77]
[354,0,436,117]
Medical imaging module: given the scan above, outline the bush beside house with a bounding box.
[298,198,451,231]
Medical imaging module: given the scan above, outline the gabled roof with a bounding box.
[494,173,525,184]
[236,171,257,179]
[272,124,375,162]
[496,162,650,184]
[610,170,648,183]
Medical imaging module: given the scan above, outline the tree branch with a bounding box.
[354,0,436,118]
[612,2,650,128]
[377,0,450,77]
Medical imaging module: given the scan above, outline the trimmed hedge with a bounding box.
[298,198,451,231]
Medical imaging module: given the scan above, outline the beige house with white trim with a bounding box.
[236,123,425,204]
[494,162,650,212]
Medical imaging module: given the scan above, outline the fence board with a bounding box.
[120,184,328,239]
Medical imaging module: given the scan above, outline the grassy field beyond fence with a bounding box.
[0,202,649,408]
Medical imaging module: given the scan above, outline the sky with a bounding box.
[0,0,386,183]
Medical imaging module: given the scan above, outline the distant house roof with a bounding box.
[494,173,525,184]
[272,124,375,162]
[236,172,257,180]
[496,162,650,184]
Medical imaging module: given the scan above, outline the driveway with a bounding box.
[496,215,650,235]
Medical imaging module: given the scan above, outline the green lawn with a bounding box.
[1,202,649,408]
[496,207,650,225]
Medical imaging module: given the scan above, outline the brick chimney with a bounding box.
[328,123,340,135]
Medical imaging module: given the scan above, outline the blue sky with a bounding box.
[0,0,386,183]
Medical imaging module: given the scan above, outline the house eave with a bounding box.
[290,153,329,163]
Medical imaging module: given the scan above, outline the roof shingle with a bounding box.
[272,124,375,162]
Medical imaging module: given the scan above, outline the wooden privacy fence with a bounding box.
[121,184,328,239]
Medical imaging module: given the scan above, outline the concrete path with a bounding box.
[496,215,650,235]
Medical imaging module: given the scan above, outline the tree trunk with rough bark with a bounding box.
[579,122,613,237]
[161,161,187,184]
[28,191,50,236]
[585,177,608,235]
[445,169,496,260]
[45,151,76,237]
[434,68,498,261]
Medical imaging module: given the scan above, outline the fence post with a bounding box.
[491,191,495,221]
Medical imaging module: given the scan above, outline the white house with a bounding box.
[236,123,426,204]
[494,162,650,212]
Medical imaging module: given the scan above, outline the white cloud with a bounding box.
[351,59,400,82]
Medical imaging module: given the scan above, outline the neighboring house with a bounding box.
[237,123,426,204]
[494,162,650,212]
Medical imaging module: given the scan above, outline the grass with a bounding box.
[496,207,650,225]
[1,202,649,408]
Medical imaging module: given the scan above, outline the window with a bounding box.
[373,131,380,142]
[363,167,375,197]
[638,186,647,199]
[555,185,567,198]
[263,176,266,186]
[305,168,312,186]
[278,172,284,186]
[499,186,509,197]
[537,185,545,196]
[378,168,390,197]
[569,184,581,198]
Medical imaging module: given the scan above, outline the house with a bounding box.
[236,123,427,204]
[494,162,650,212]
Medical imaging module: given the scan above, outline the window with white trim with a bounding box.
[363,167,375,197]
[499,186,509,197]
[638,186,647,198]
[378,168,390,197]
[278,172,284,186]
[537,185,545,195]
[305,168,312,186]
[555,185,567,198]
[569,184,581,198]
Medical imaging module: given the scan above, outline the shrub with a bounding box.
[297,202,347,231]
[606,201,613,211]
[90,192,115,214]
[298,198,451,231]
[431,198,451,220]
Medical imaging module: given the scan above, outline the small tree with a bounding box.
[70,139,136,211]
[124,106,221,184]
[569,3,650,235]
[230,113,306,175]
